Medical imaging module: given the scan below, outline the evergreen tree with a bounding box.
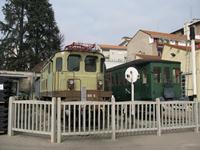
[0,0,63,71]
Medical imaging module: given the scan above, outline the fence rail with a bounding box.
[8,97,200,143]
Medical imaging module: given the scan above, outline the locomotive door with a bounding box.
[54,57,63,92]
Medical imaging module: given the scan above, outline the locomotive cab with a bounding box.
[40,43,112,101]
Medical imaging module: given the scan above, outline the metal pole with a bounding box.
[51,97,57,143]
[8,97,15,136]
[156,98,161,136]
[195,98,199,133]
[57,97,61,143]
[191,39,197,97]
[131,83,135,115]
[131,83,134,102]
[111,95,116,141]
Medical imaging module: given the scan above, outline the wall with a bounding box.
[127,31,157,61]
[162,45,200,100]
[109,49,127,62]
[102,49,127,69]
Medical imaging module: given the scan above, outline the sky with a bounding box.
[0,0,200,46]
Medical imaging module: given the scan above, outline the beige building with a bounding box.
[162,44,200,99]
[98,44,127,69]
[127,30,189,61]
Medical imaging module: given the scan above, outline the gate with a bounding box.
[8,97,56,142]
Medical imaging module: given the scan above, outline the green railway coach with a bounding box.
[105,59,182,101]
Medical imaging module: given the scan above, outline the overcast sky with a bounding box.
[0,0,200,46]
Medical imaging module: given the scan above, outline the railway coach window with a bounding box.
[85,56,97,72]
[153,67,161,83]
[163,67,170,83]
[67,55,81,71]
[173,68,180,83]
[56,57,62,72]
[142,71,147,84]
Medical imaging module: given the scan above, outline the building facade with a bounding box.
[162,44,200,99]
[127,30,189,61]
[98,44,127,69]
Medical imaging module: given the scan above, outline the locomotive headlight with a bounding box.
[67,79,74,90]
[97,80,103,90]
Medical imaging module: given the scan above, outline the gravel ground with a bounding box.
[0,131,200,150]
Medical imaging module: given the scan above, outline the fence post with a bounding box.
[111,95,116,141]
[51,97,56,143]
[8,96,15,136]
[156,98,161,136]
[194,98,199,133]
[57,97,62,143]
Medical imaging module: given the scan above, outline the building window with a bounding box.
[157,46,163,56]
[149,37,154,43]
[67,55,81,71]
[56,57,62,72]
[178,41,186,46]
[170,40,176,45]
[85,56,97,72]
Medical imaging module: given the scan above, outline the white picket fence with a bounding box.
[8,97,57,142]
[8,97,199,143]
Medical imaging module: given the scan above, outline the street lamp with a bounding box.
[190,26,197,99]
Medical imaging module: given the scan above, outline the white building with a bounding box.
[98,44,127,69]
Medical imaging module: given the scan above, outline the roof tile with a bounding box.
[141,30,187,41]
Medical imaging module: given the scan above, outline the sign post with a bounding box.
[125,67,139,114]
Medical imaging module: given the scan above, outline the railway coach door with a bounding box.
[151,66,162,99]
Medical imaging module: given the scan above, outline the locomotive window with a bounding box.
[48,63,52,73]
[153,67,161,83]
[67,55,81,71]
[56,57,62,72]
[163,67,170,83]
[85,56,97,72]
[48,64,50,73]
[100,58,105,73]
[173,68,180,83]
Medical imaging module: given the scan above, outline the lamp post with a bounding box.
[190,26,197,99]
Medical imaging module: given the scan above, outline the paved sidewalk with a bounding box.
[0,132,200,150]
